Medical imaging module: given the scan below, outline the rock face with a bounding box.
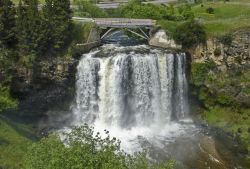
[191,29,250,71]
[149,29,181,49]
[189,29,250,108]
[11,57,78,116]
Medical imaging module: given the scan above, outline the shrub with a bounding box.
[24,125,175,169]
[206,7,214,14]
[219,33,233,46]
[216,93,238,107]
[235,56,242,64]
[191,63,210,86]
[173,20,206,48]
[0,85,17,112]
[214,47,221,56]
[178,5,194,20]
[74,0,108,18]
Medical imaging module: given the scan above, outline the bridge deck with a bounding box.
[73,17,156,28]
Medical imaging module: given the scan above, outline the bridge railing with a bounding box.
[72,17,156,28]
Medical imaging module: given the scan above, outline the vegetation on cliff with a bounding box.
[191,61,250,160]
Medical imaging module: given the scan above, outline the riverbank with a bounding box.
[189,28,250,163]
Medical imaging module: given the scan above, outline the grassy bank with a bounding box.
[0,114,36,169]
[202,107,250,153]
[192,2,250,36]
[158,1,250,37]
[191,61,250,160]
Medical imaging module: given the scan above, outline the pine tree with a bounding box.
[42,0,73,55]
[0,0,17,48]
[16,0,42,55]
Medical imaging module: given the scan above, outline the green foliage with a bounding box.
[0,0,16,48]
[192,2,250,36]
[216,93,236,106]
[218,33,233,46]
[72,22,96,44]
[42,0,73,55]
[17,0,43,56]
[213,47,221,56]
[25,125,175,169]
[191,62,211,86]
[202,107,250,154]
[117,0,194,21]
[0,115,34,169]
[119,1,163,20]
[0,50,17,112]
[173,20,206,48]
[0,85,17,112]
[178,5,194,20]
[206,7,214,14]
[73,0,108,18]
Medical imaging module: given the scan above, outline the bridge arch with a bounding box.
[100,27,150,40]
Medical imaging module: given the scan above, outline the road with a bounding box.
[96,0,177,9]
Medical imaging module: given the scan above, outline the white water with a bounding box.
[71,44,196,153]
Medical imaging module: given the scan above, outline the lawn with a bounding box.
[192,2,250,36]
[203,107,250,154]
[0,114,36,169]
[158,1,250,37]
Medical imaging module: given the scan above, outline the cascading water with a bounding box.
[71,44,195,152]
[57,43,243,168]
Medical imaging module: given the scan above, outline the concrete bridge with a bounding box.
[73,17,156,41]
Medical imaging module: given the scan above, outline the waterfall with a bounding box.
[72,44,189,129]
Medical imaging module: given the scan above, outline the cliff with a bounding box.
[11,57,78,116]
[189,28,250,159]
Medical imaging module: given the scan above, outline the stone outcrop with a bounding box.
[149,29,181,49]
[189,29,250,107]
[190,28,250,71]
[11,57,78,116]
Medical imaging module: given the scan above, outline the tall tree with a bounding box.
[0,0,16,48]
[42,0,73,55]
[16,0,42,55]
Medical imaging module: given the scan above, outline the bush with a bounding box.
[191,63,210,86]
[173,20,206,48]
[119,2,164,20]
[216,93,236,106]
[74,0,108,18]
[117,0,193,21]
[24,125,175,169]
[214,47,221,56]
[219,33,233,46]
[206,7,214,14]
[0,85,17,112]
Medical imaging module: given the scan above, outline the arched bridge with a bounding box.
[73,17,156,41]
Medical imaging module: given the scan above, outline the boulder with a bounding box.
[149,29,181,49]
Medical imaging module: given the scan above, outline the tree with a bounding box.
[42,0,73,55]
[173,20,206,48]
[16,0,43,56]
[74,0,108,18]
[24,124,175,169]
[0,0,16,48]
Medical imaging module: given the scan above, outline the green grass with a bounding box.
[203,107,250,152]
[157,20,183,35]
[192,2,250,36]
[0,115,36,169]
[158,1,250,36]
